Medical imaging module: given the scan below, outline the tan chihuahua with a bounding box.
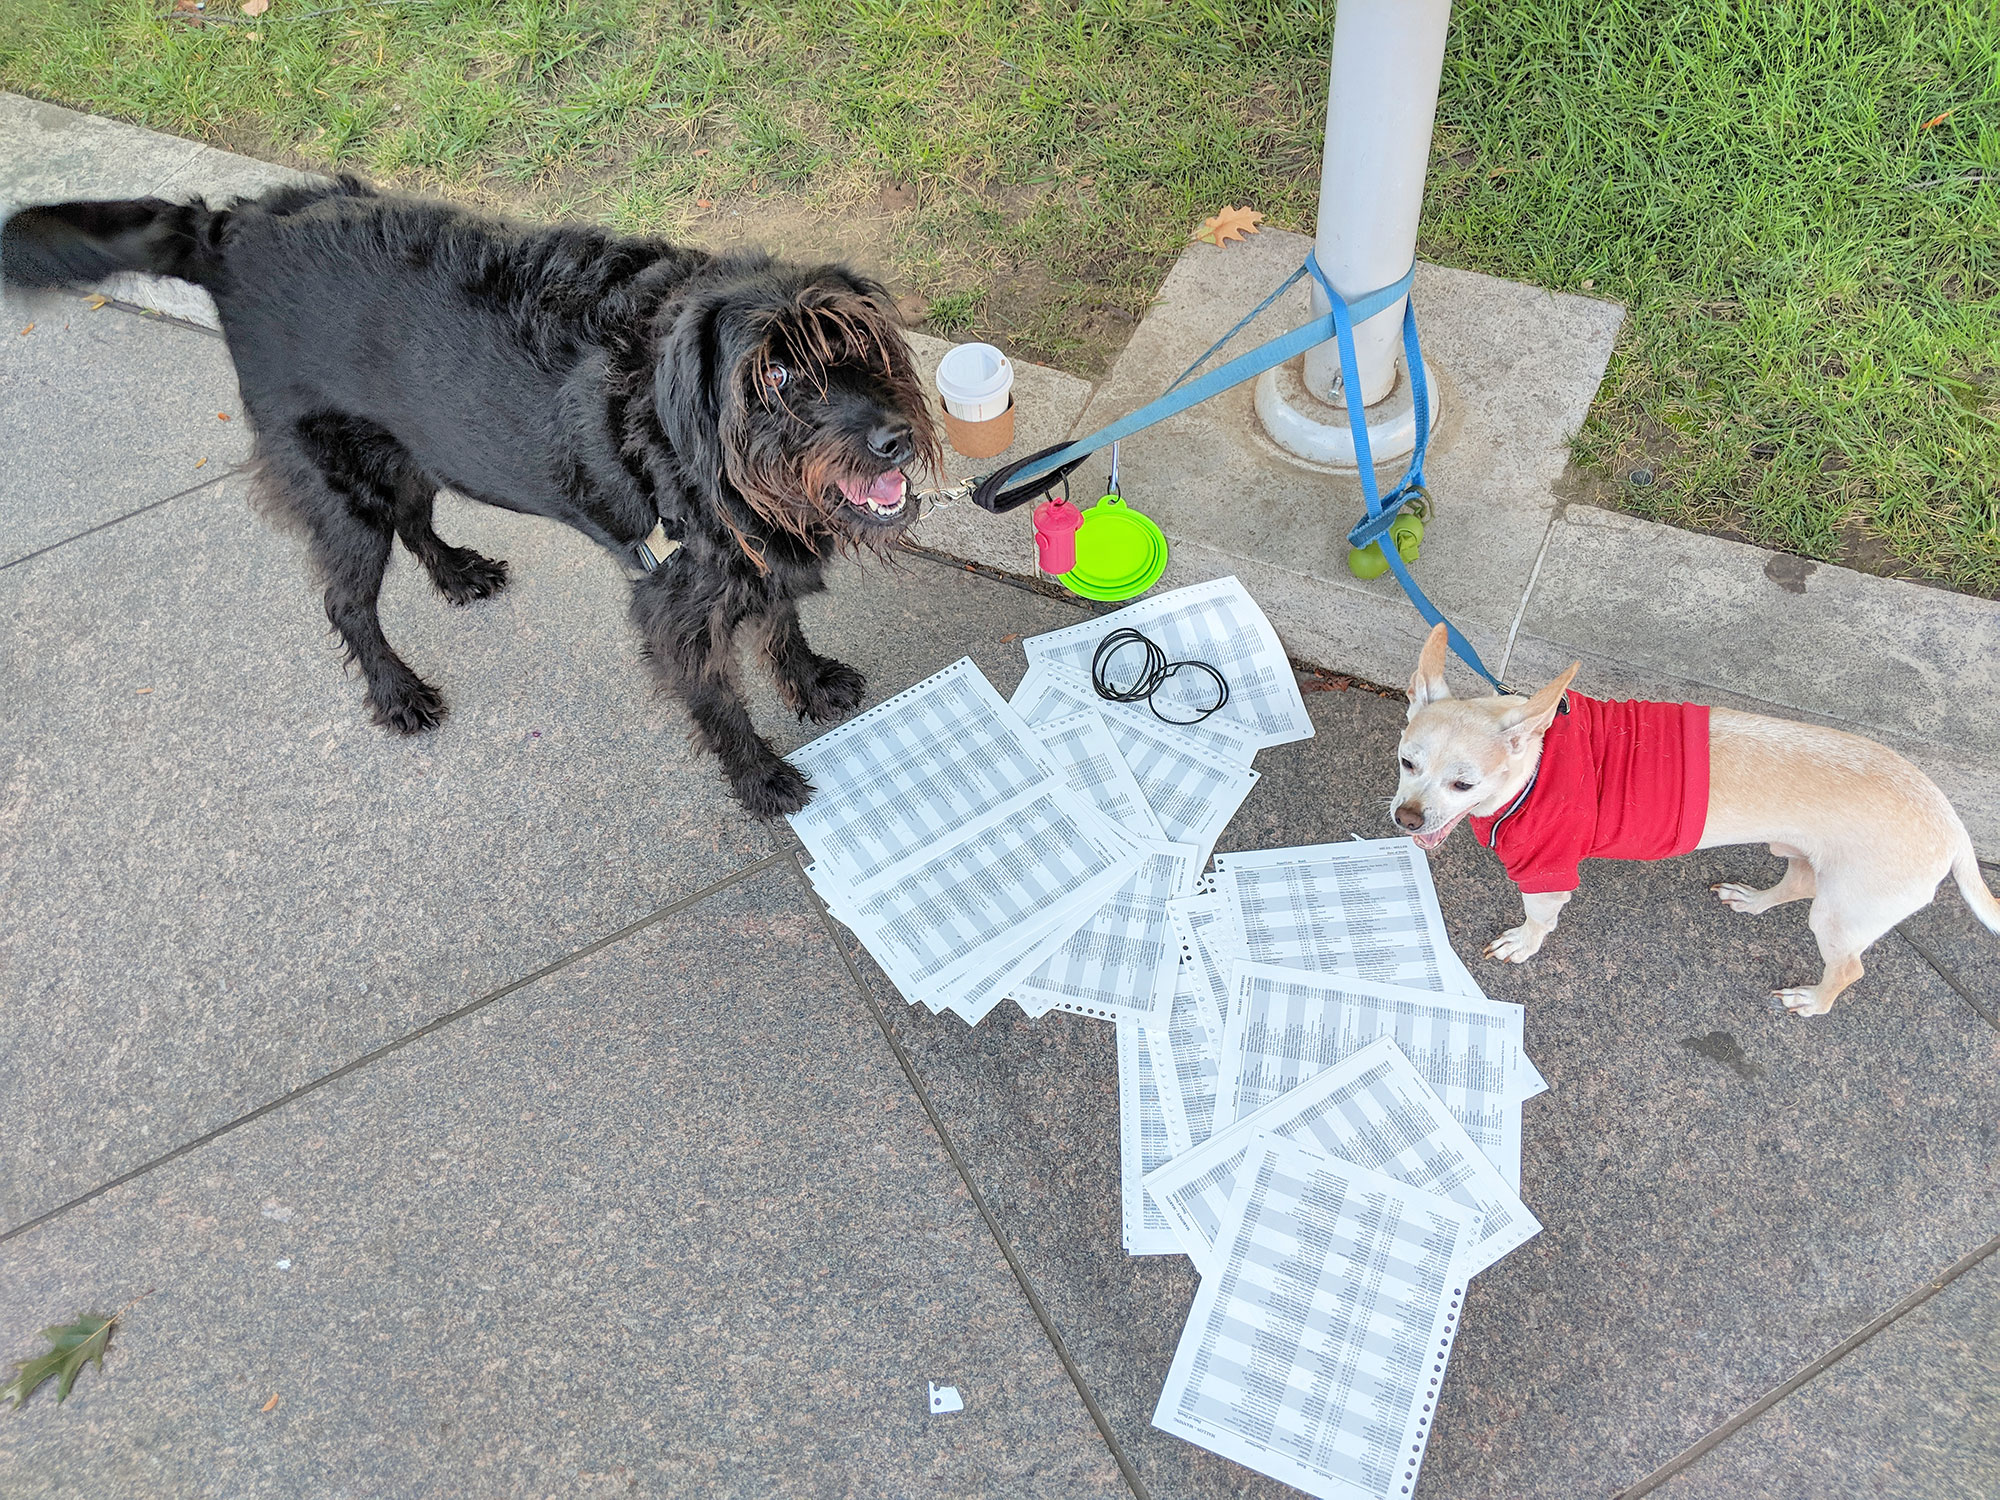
[1391,624,1999,1015]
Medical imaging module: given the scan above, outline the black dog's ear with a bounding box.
[653,288,741,504]
[655,285,793,565]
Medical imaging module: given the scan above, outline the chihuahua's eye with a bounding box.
[764,364,790,391]
[1399,757,1415,772]
[1451,779,1476,793]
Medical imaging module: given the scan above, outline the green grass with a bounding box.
[3,0,1995,590]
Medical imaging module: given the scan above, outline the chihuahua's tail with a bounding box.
[1,197,228,292]
[1952,838,2000,936]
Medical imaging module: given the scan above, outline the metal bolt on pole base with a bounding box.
[1254,354,1439,468]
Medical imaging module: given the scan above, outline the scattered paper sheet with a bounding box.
[1417,893,1547,1104]
[1022,576,1315,751]
[1215,961,1527,1184]
[1152,1134,1479,1500]
[1213,838,1477,997]
[1032,709,1165,839]
[1145,1036,1539,1280]
[1014,664,1259,865]
[1012,839,1198,1023]
[1150,963,1221,1152]
[1167,892,1232,1041]
[811,785,1141,1020]
[788,657,1058,889]
[1118,1015,1185,1255]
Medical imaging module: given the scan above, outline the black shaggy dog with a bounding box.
[2,177,938,816]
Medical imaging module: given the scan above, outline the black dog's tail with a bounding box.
[1,197,228,291]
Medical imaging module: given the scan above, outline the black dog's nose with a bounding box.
[867,423,913,464]
[1394,803,1426,831]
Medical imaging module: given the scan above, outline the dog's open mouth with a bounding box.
[836,469,909,519]
[1410,811,1467,853]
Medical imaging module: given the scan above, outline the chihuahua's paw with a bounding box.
[1484,925,1546,964]
[1772,986,1834,1018]
[1713,882,1770,915]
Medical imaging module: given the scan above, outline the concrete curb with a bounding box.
[7,90,1996,857]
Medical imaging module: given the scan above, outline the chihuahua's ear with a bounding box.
[1405,624,1452,720]
[1497,662,1580,752]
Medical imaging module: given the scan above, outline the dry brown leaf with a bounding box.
[695,198,713,209]
[999,633,1021,644]
[242,0,269,14]
[136,687,154,695]
[85,294,110,310]
[217,412,231,421]
[261,1393,280,1411]
[17,324,33,336]
[1921,109,1955,131]
[194,457,208,469]
[1192,206,1264,248]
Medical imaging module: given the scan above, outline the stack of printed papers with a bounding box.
[790,577,1312,1027]
[1129,837,1548,1498]
[788,576,1548,1500]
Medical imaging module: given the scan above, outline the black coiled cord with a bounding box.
[1091,628,1230,727]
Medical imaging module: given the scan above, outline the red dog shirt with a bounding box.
[1469,694,1711,894]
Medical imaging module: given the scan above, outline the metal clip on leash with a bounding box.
[910,477,977,519]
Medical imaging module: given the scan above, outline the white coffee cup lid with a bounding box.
[936,343,1013,405]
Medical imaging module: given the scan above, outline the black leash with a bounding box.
[1091,628,1230,727]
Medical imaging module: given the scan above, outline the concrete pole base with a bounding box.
[1252,352,1439,468]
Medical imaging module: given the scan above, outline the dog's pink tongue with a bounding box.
[840,470,906,506]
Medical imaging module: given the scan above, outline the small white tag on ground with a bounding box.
[927,1381,964,1414]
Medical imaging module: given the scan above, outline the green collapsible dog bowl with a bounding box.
[1059,496,1169,602]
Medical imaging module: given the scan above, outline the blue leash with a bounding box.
[1304,256,1506,692]
[967,250,1506,692]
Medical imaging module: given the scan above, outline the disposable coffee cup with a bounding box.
[936,342,1016,459]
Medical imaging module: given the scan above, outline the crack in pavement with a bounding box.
[786,848,1153,1500]
[0,850,794,1244]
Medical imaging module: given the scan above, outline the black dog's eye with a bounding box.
[1451,779,1476,792]
[764,364,790,392]
[1399,757,1416,772]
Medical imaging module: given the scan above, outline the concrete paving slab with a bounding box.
[848,678,2000,1499]
[0,865,1125,1499]
[0,477,783,1230]
[1511,504,2000,856]
[1658,1251,2000,1500]
[905,227,1623,689]
[1,303,250,564]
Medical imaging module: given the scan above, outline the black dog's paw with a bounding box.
[368,673,447,735]
[431,550,510,607]
[733,756,814,818]
[796,659,867,724]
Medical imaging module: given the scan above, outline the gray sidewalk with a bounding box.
[4,101,1999,1499]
